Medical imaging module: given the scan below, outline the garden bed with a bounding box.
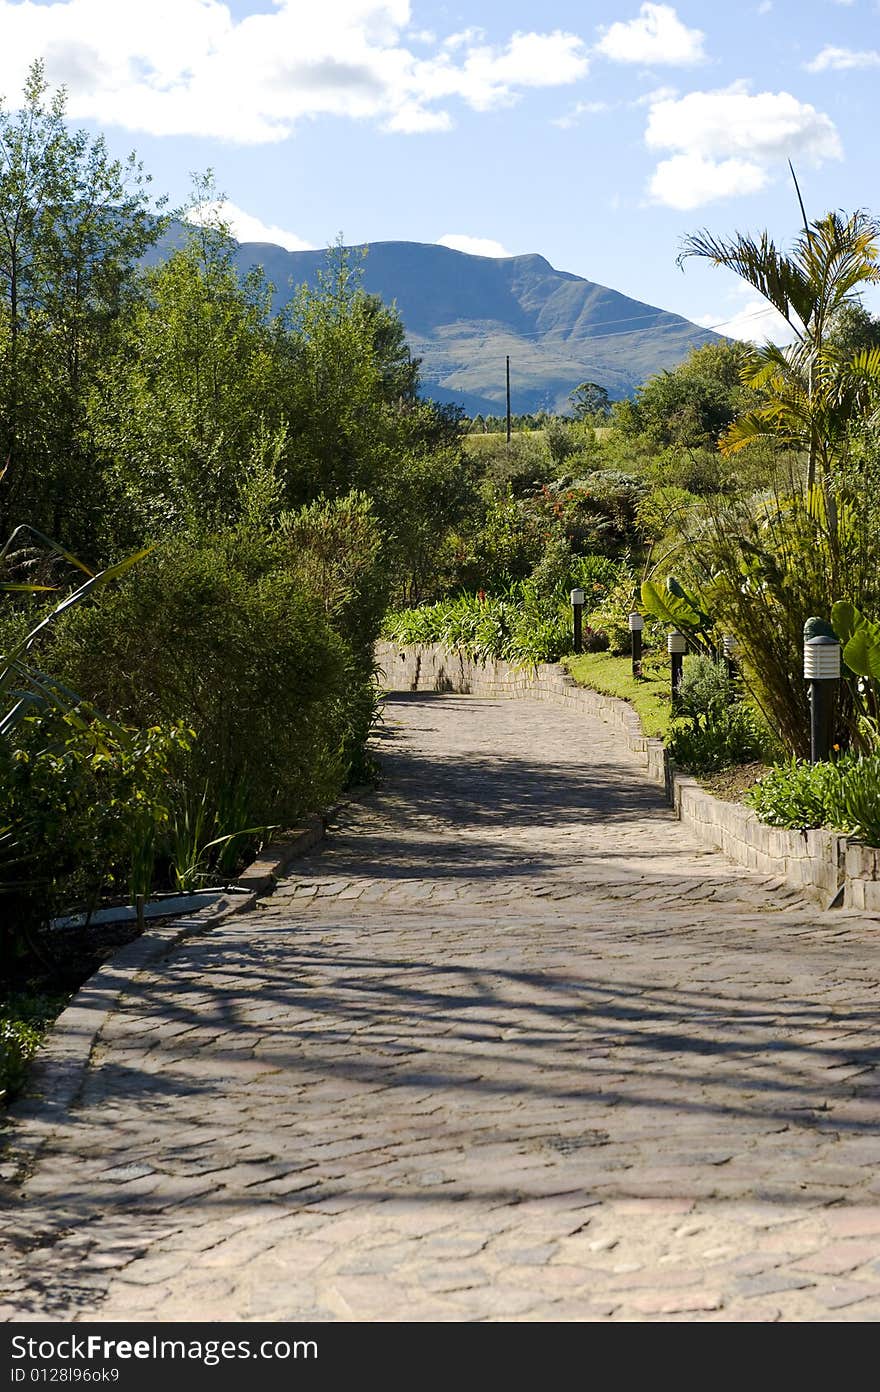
[698,762,769,805]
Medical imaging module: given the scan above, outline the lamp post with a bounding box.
[722,634,739,683]
[628,611,644,678]
[668,629,686,705]
[804,635,840,763]
[570,588,585,655]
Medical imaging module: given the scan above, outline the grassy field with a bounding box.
[562,649,673,738]
[462,429,547,456]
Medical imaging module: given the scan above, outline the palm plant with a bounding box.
[679,207,880,490]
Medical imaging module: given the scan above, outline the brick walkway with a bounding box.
[3,692,880,1321]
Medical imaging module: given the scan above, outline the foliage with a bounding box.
[531,473,648,554]
[1,709,189,939]
[280,492,387,667]
[0,993,66,1100]
[584,562,642,655]
[640,574,715,654]
[463,430,553,495]
[0,62,160,553]
[666,656,766,774]
[569,382,611,419]
[444,490,547,593]
[1,528,151,734]
[45,528,353,833]
[613,341,750,451]
[671,447,880,756]
[830,597,880,752]
[746,751,880,846]
[680,210,880,489]
[384,585,573,668]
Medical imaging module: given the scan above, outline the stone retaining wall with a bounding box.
[375,639,880,912]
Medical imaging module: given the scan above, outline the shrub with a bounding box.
[667,703,765,774]
[666,656,766,774]
[747,751,880,845]
[587,562,643,654]
[0,994,67,1100]
[46,528,352,832]
[1,709,189,937]
[384,583,573,668]
[445,491,547,593]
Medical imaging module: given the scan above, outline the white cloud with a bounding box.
[806,46,880,72]
[437,233,515,258]
[757,0,773,13]
[697,297,795,346]
[187,199,314,251]
[633,84,678,106]
[0,2,589,144]
[420,32,588,114]
[552,99,610,129]
[595,4,705,66]
[650,154,769,209]
[443,28,486,50]
[645,82,842,207]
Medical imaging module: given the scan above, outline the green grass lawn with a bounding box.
[562,649,674,738]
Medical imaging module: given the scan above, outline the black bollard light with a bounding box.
[668,628,686,705]
[722,633,739,683]
[571,588,585,655]
[628,611,644,678]
[804,634,841,763]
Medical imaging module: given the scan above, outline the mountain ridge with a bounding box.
[151,230,722,414]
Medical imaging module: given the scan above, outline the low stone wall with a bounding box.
[375,639,880,911]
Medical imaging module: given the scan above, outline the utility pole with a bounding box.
[506,355,511,443]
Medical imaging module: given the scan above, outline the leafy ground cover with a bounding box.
[0,991,68,1102]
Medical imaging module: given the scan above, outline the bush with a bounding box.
[667,704,765,774]
[666,656,766,774]
[0,994,66,1100]
[46,528,353,833]
[384,583,573,668]
[1,710,188,934]
[444,491,547,593]
[747,751,880,844]
[464,432,553,495]
[587,562,643,654]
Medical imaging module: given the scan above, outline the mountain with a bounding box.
[150,231,722,414]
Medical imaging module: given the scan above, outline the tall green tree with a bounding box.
[0,61,159,551]
[92,211,281,537]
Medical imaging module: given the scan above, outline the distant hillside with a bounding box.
[149,231,722,414]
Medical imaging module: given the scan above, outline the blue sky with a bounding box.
[1,1,878,340]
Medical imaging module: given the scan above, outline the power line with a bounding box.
[404,305,778,367]
[406,303,777,352]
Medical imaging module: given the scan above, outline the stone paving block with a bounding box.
[3,691,880,1323]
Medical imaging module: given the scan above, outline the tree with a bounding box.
[614,340,750,452]
[0,61,159,551]
[826,301,880,358]
[569,381,610,419]
[679,209,880,488]
[93,211,281,537]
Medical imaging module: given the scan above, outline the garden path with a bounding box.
[3,692,880,1321]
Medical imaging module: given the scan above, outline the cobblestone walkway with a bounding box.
[4,692,880,1322]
